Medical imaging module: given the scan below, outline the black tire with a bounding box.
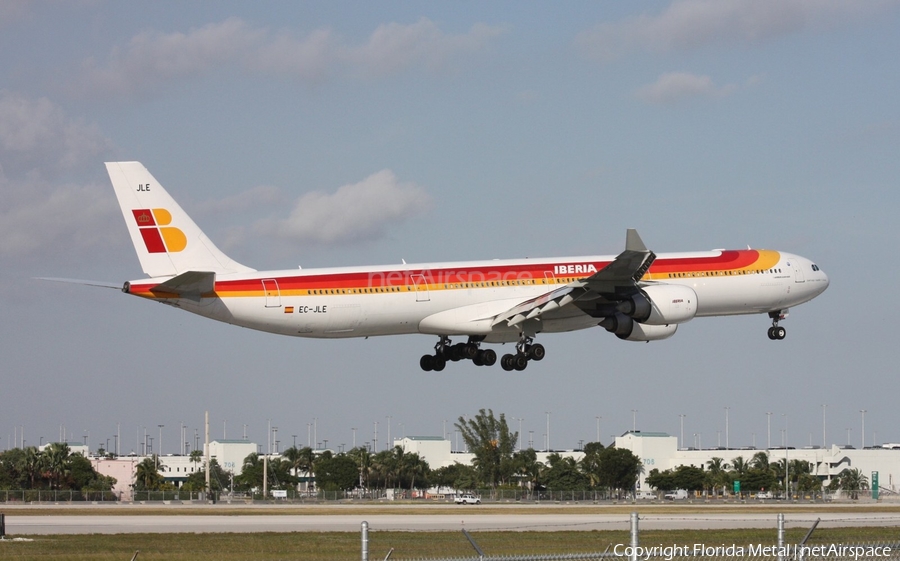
[420,354,434,371]
[473,352,484,366]
[432,356,446,371]
[514,354,528,371]
[481,349,497,366]
[775,326,786,340]
[529,343,546,361]
[463,343,479,360]
[501,354,515,371]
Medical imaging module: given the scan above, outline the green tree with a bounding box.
[346,446,371,489]
[316,454,363,492]
[512,448,544,493]
[543,453,590,491]
[44,442,71,489]
[578,442,605,488]
[672,465,706,493]
[645,468,676,492]
[135,457,164,491]
[431,463,479,491]
[835,468,868,499]
[705,457,731,497]
[454,409,518,488]
[18,446,44,489]
[595,447,642,498]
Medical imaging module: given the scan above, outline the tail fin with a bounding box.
[106,161,255,278]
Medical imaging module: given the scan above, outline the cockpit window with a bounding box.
[811,264,820,272]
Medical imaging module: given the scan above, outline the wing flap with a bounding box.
[490,229,655,328]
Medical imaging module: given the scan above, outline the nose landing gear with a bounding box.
[767,311,787,340]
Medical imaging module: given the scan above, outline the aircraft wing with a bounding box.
[492,229,655,328]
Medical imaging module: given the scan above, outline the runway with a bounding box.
[6,509,900,535]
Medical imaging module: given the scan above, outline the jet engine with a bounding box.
[615,284,698,325]
[599,314,679,341]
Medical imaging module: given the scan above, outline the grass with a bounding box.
[2,527,899,561]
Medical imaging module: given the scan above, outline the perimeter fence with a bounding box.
[363,514,900,561]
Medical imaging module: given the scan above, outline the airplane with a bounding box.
[103,161,829,371]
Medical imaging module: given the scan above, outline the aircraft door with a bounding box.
[411,274,430,302]
[790,261,805,283]
[262,279,282,307]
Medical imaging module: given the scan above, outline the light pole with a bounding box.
[631,409,638,432]
[724,407,730,450]
[822,404,827,448]
[158,425,164,457]
[678,414,685,449]
[860,410,867,449]
[766,412,772,450]
[545,412,551,452]
[596,416,601,443]
[386,416,392,450]
[352,427,357,448]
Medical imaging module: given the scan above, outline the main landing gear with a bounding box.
[500,335,545,372]
[420,336,497,371]
[767,311,786,340]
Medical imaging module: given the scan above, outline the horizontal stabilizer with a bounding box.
[149,271,215,302]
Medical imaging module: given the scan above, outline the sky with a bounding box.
[2,1,899,458]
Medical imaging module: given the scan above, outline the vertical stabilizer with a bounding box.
[106,161,255,278]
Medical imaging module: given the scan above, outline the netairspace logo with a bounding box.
[613,543,893,560]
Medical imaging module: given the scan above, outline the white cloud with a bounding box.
[576,0,895,61]
[259,170,431,246]
[344,19,509,77]
[78,18,508,96]
[635,72,736,104]
[0,92,116,260]
[0,91,110,173]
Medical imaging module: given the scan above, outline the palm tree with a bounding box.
[44,443,71,490]
[135,457,163,490]
[750,451,770,472]
[837,468,868,500]
[706,457,729,497]
[347,446,371,489]
[18,446,44,489]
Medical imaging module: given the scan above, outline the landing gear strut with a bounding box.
[420,336,496,371]
[500,335,545,372]
[767,311,786,340]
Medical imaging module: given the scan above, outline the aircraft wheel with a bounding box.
[767,327,776,340]
[420,355,434,371]
[528,343,546,361]
[463,343,479,360]
[432,356,446,371]
[514,354,528,371]
[473,352,484,366]
[501,354,516,371]
[774,326,786,340]
[481,349,497,366]
[448,345,462,362]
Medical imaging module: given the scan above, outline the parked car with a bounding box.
[454,493,481,505]
[757,491,773,499]
[664,490,688,500]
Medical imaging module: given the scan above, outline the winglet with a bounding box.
[625,229,647,253]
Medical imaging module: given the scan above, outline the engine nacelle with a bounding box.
[617,284,698,325]
[599,313,678,341]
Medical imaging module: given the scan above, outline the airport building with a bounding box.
[89,432,900,500]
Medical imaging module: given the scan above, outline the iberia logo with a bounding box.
[132,208,187,253]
